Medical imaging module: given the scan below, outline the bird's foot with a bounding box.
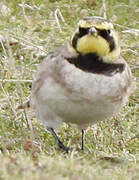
[57,140,70,153]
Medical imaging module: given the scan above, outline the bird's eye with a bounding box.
[79,27,89,36]
[98,29,111,38]
[100,30,107,37]
[107,29,111,34]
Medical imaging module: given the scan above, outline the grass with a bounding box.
[0,0,139,179]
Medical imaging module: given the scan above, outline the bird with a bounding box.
[30,16,133,153]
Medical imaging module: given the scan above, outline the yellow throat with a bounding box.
[76,35,110,57]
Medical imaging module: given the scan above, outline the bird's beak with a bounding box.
[88,27,97,36]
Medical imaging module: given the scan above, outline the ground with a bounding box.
[0,0,138,179]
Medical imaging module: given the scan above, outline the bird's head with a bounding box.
[70,16,120,62]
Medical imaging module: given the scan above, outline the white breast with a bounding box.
[33,58,132,129]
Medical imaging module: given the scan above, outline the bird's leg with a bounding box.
[81,129,85,150]
[47,127,69,153]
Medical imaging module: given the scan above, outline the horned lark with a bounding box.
[31,16,133,152]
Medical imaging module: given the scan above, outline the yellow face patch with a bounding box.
[79,19,113,30]
[76,35,110,56]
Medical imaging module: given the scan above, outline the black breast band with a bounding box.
[66,53,125,76]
